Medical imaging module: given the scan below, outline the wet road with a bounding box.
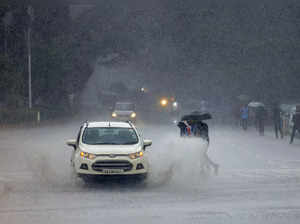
[1,121,300,224]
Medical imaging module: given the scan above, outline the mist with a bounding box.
[1,1,300,223]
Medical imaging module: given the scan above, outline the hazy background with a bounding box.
[1,2,300,223]
[1,0,300,121]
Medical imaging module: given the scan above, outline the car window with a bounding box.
[115,103,135,110]
[82,127,138,145]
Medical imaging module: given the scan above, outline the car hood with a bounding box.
[79,143,141,155]
[114,110,134,115]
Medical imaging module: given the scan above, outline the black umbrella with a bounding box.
[180,111,212,122]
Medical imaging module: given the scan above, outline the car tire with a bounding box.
[77,174,94,183]
[136,173,148,183]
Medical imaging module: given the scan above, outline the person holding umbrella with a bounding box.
[256,105,266,136]
[272,102,283,139]
[248,102,266,136]
[177,111,219,175]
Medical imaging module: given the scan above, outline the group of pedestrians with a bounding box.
[239,103,300,144]
[240,104,266,136]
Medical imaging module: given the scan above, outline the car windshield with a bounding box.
[82,127,139,145]
[115,103,135,111]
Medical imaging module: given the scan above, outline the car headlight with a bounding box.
[130,112,136,118]
[112,112,117,118]
[129,151,143,159]
[80,151,96,160]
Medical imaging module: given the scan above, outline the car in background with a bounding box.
[66,121,152,182]
[111,102,137,122]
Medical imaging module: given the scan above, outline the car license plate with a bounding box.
[102,169,123,174]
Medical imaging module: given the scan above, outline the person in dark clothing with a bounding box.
[256,106,266,136]
[272,103,283,139]
[178,120,192,137]
[191,121,218,175]
[191,121,209,143]
[177,118,218,175]
[178,120,209,141]
[290,106,300,144]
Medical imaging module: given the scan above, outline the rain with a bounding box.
[1,1,300,223]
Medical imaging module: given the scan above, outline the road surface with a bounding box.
[1,120,300,224]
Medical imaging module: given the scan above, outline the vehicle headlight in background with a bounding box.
[112,112,117,118]
[80,151,96,160]
[160,98,168,107]
[129,151,143,159]
[130,112,136,118]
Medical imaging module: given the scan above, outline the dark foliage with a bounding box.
[0,0,300,112]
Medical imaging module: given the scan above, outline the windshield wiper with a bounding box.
[121,142,138,145]
[91,142,119,145]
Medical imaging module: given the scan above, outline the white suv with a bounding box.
[66,121,151,181]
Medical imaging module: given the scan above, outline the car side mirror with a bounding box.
[143,139,152,150]
[66,139,77,150]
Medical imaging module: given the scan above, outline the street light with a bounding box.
[160,98,168,107]
[27,6,34,109]
[3,12,12,56]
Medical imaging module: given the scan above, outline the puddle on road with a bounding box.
[0,132,217,195]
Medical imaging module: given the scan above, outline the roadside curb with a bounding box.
[0,117,77,131]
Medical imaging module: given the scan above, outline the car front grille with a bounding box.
[118,114,130,117]
[92,160,133,172]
